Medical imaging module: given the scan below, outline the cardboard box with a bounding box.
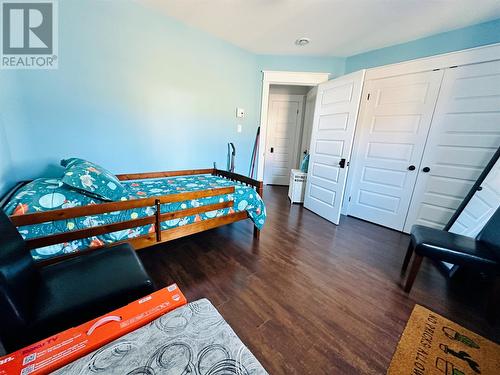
[0,284,187,375]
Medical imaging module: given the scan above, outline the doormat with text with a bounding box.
[387,304,500,375]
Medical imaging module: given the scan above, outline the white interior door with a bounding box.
[347,70,444,231]
[303,70,365,224]
[264,94,304,185]
[450,155,500,237]
[404,60,500,232]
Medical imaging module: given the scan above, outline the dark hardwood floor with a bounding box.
[138,186,500,375]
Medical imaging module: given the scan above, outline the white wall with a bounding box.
[269,85,312,95]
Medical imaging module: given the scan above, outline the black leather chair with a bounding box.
[401,207,500,296]
[0,210,155,352]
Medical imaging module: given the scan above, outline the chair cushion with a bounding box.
[28,244,155,344]
[411,225,500,272]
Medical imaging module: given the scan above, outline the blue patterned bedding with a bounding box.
[3,175,266,261]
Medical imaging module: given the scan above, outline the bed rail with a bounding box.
[116,168,214,181]
[213,169,263,191]
[26,201,234,250]
[10,187,233,227]
[212,169,263,239]
[115,167,263,239]
[6,167,263,265]
[11,186,234,248]
[35,211,249,267]
[115,167,263,196]
[0,181,30,208]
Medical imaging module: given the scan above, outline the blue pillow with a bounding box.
[60,158,129,201]
[61,157,86,168]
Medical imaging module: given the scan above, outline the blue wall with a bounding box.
[346,18,500,72]
[1,0,258,186]
[0,0,341,195]
[0,120,15,195]
[1,0,499,197]
[0,69,17,195]
[258,55,345,77]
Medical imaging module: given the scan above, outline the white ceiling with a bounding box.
[141,0,500,57]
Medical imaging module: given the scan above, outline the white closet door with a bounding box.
[303,70,364,224]
[449,156,500,236]
[347,70,444,231]
[404,61,500,232]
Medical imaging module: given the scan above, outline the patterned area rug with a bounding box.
[388,304,500,375]
[54,299,268,374]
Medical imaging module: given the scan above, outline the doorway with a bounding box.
[257,71,330,183]
[264,85,313,185]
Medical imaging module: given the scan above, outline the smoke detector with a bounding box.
[295,37,310,46]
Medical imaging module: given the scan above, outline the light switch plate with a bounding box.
[236,108,245,118]
[237,124,242,133]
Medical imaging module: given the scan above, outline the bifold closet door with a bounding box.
[403,60,500,232]
[449,156,500,236]
[303,70,364,224]
[347,70,444,231]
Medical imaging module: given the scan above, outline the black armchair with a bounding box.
[0,210,155,352]
[401,207,500,296]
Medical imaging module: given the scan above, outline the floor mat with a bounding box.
[54,298,268,374]
[388,304,499,375]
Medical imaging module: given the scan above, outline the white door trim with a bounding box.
[365,42,500,80]
[264,93,305,185]
[257,71,330,181]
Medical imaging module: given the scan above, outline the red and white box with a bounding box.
[0,284,187,375]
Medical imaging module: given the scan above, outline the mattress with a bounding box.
[53,298,268,375]
[3,174,266,261]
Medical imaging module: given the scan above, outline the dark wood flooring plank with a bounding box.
[138,186,500,375]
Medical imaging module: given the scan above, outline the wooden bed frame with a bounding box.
[1,168,263,266]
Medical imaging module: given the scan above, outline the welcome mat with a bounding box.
[387,305,500,375]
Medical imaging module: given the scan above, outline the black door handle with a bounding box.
[339,158,346,168]
[408,165,415,171]
[270,147,274,153]
[422,167,430,173]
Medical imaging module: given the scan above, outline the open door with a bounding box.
[304,70,365,224]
